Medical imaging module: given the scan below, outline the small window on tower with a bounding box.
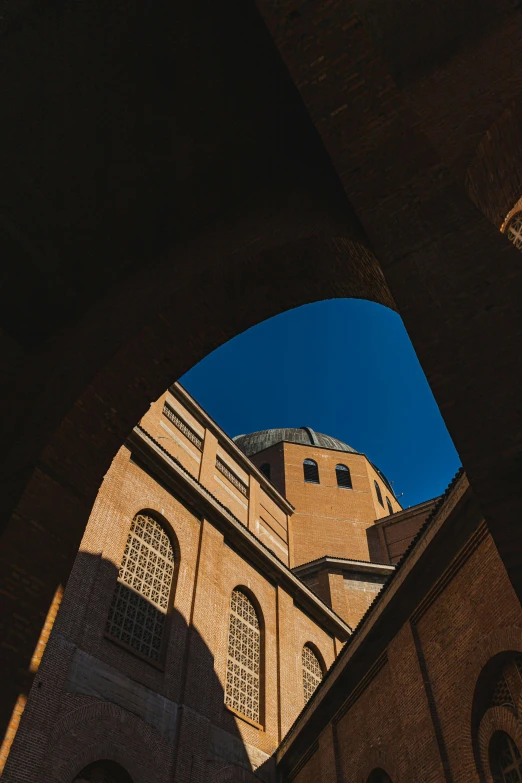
[260,463,271,480]
[336,464,352,489]
[386,497,393,515]
[303,459,319,484]
[374,480,384,507]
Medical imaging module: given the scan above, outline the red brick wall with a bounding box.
[4,424,339,781]
[278,444,401,567]
[288,526,522,782]
[367,500,438,564]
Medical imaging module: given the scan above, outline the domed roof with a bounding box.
[232,427,358,458]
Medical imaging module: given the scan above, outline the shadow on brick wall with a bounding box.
[2,552,276,783]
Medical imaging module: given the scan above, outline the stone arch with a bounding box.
[357,747,398,783]
[48,701,164,783]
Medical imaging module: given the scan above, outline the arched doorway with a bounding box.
[73,759,133,783]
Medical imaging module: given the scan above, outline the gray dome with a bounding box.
[233,427,358,458]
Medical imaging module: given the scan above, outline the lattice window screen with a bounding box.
[106,513,174,661]
[490,674,516,711]
[496,732,522,782]
[225,589,261,723]
[302,645,323,704]
[507,213,522,251]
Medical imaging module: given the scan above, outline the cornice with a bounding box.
[292,557,395,579]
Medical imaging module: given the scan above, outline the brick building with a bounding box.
[4,378,522,783]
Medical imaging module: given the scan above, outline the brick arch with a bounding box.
[302,641,326,675]
[455,627,522,782]
[477,707,522,783]
[459,626,522,716]
[48,701,164,783]
[465,100,522,229]
[356,745,398,783]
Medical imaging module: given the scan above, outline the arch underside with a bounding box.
[0,0,522,753]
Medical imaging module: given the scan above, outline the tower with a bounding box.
[234,427,402,626]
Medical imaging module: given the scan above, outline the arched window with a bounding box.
[74,760,134,782]
[386,496,393,515]
[507,212,522,251]
[366,770,393,783]
[303,458,319,484]
[489,731,522,782]
[225,588,261,724]
[336,464,352,489]
[260,463,271,480]
[106,512,174,661]
[374,480,384,507]
[302,644,323,704]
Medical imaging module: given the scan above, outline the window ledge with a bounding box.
[224,703,263,731]
[104,632,165,672]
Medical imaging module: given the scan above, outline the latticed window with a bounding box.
[490,674,515,711]
[374,480,384,507]
[303,459,319,484]
[302,644,323,704]
[225,589,261,723]
[106,513,174,661]
[507,213,522,251]
[490,732,522,782]
[336,464,352,489]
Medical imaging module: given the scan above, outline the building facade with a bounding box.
[3,383,522,783]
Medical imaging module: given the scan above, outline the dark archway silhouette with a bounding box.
[366,769,392,783]
[0,0,521,751]
[73,759,134,783]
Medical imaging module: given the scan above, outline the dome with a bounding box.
[232,427,358,458]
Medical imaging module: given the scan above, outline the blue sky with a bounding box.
[181,299,461,508]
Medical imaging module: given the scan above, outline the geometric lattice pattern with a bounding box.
[507,213,522,252]
[216,457,248,496]
[490,674,515,711]
[163,403,203,450]
[496,732,522,783]
[106,513,174,661]
[302,645,323,704]
[225,589,260,723]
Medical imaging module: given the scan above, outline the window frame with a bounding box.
[224,586,264,728]
[374,480,384,507]
[105,510,178,668]
[302,643,325,705]
[335,463,353,489]
[303,458,320,484]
